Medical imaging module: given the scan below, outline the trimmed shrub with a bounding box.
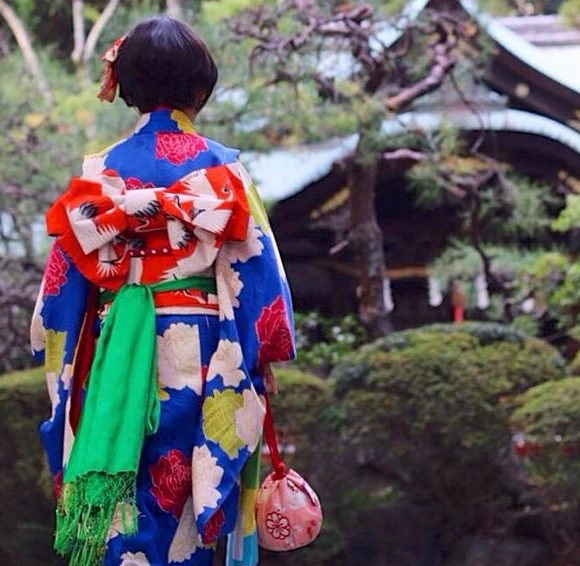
[332,325,565,528]
[511,378,580,502]
[0,368,64,566]
[568,351,580,376]
[294,312,368,374]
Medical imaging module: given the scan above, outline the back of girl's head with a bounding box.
[115,16,217,113]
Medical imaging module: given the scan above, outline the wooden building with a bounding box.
[246,0,580,328]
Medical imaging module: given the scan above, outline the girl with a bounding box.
[30,15,295,566]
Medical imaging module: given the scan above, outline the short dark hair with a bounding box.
[115,16,218,113]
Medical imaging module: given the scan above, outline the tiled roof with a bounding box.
[246,109,580,201]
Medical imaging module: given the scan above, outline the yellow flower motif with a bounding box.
[241,487,258,536]
[202,389,245,459]
[247,182,272,235]
[156,380,170,401]
[171,110,196,133]
[45,329,66,375]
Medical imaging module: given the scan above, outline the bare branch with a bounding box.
[71,0,85,64]
[385,15,459,111]
[382,148,426,162]
[0,0,53,105]
[82,0,121,64]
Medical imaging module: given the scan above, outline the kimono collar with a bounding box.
[132,108,196,136]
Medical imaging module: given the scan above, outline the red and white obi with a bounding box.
[45,163,251,312]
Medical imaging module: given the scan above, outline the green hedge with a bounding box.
[511,377,580,502]
[332,324,565,526]
[0,368,64,566]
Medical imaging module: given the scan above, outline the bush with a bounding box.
[331,325,564,528]
[294,312,368,375]
[568,351,580,376]
[511,378,580,503]
[0,368,64,566]
[375,320,560,348]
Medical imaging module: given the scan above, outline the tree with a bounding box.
[227,0,489,337]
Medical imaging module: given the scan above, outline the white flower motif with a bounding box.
[221,217,264,264]
[133,112,151,134]
[168,496,203,562]
[191,445,224,519]
[62,396,74,466]
[235,389,266,453]
[157,323,202,394]
[215,260,242,321]
[207,339,245,387]
[81,153,106,181]
[61,363,73,391]
[30,289,45,353]
[46,372,58,416]
[120,551,151,566]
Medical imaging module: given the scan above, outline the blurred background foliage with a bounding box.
[4,1,580,565]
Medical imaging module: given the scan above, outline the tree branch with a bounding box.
[0,0,53,105]
[382,148,426,162]
[71,0,85,64]
[82,0,121,64]
[384,15,459,111]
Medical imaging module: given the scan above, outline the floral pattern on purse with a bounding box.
[255,394,323,551]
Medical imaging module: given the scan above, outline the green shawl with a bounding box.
[55,276,216,566]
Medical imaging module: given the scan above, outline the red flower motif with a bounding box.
[155,132,208,165]
[202,508,225,544]
[43,245,69,297]
[255,295,294,364]
[265,511,291,540]
[53,469,63,501]
[125,176,155,190]
[149,449,192,518]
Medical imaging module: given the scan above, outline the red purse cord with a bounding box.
[263,392,287,479]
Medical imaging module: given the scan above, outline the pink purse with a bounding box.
[255,394,323,551]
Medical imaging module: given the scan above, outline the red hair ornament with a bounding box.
[97,35,126,102]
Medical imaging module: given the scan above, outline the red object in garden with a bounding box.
[451,281,465,324]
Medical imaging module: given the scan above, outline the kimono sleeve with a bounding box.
[30,241,90,479]
[216,160,296,390]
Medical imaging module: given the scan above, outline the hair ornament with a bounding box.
[97,35,127,102]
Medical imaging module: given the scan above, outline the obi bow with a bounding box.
[46,166,250,291]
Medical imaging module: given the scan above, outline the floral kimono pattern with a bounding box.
[30,109,295,566]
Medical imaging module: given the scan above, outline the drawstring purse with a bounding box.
[255,394,323,551]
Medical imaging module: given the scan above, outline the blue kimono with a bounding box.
[30,109,295,566]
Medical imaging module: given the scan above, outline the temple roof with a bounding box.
[499,14,580,47]
[399,0,580,92]
[245,0,580,202]
[246,108,580,201]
